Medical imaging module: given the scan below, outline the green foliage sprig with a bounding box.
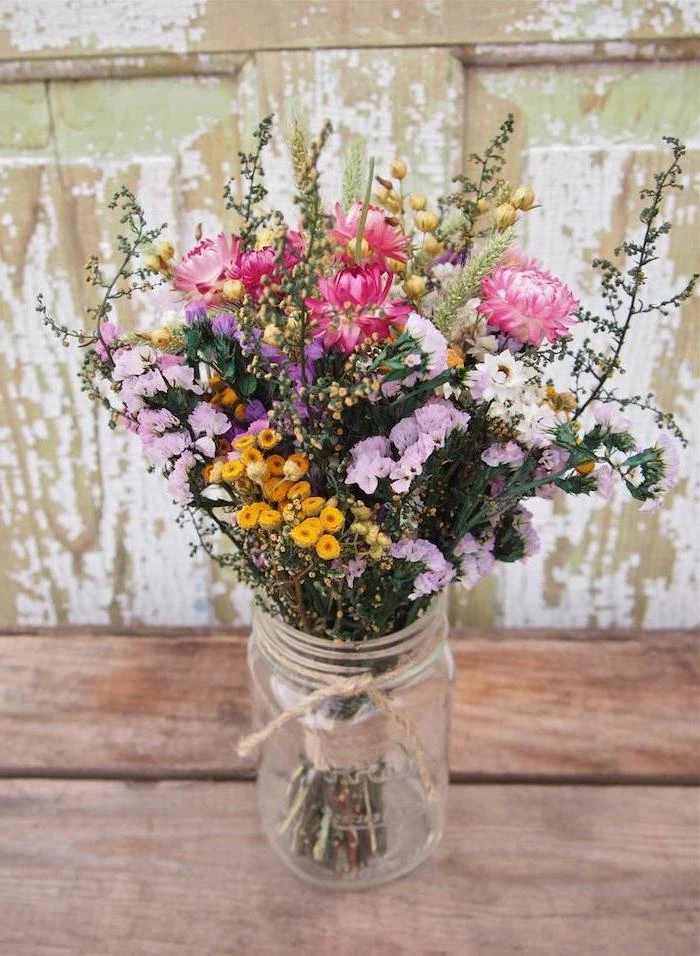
[440,113,514,255]
[224,114,275,248]
[572,137,697,438]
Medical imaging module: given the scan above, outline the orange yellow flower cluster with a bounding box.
[202,426,345,561]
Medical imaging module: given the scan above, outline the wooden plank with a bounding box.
[1,0,698,65]
[0,780,696,955]
[0,629,696,779]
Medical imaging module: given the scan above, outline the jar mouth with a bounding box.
[252,593,448,680]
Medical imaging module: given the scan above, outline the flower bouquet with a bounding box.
[41,115,695,886]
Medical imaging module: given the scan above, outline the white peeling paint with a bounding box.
[0,0,206,55]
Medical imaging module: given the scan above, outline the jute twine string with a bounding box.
[237,613,449,800]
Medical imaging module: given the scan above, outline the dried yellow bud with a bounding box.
[262,323,281,346]
[512,186,536,211]
[143,254,161,272]
[149,327,172,349]
[476,197,490,214]
[155,240,175,261]
[386,257,406,275]
[384,191,402,214]
[423,235,443,256]
[390,158,408,180]
[222,279,245,302]
[410,193,427,211]
[403,274,427,298]
[414,210,439,233]
[495,203,517,229]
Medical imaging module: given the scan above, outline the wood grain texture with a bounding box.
[0,629,697,779]
[0,779,696,955]
[1,0,698,62]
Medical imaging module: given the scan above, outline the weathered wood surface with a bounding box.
[1,629,697,779]
[1,0,698,64]
[0,780,696,956]
[0,19,698,633]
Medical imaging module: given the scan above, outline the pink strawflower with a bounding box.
[239,248,277,299]
[478,264,579,346]
[330,202,409,265]
[174,234,241,303]
[306,263,411,353]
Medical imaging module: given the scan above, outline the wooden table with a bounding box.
[0,626,698,954]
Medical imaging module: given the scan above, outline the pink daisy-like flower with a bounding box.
[330,202,409,265]
[174,234,241,303]
[478,264,579,346]
[306,263,411,353]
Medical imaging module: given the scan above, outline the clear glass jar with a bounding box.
[246,597,453,888]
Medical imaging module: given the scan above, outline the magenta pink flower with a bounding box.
[330,203,409,265]
[478,265,579,346]
[306,264,411,353]
[174,234,241,303]
[239,248,277,299]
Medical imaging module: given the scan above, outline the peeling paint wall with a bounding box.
[0,2,698,629]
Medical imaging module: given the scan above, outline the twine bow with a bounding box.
[237,614,449,801]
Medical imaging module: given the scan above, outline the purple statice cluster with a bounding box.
[453,532,495,590]
[110,341,231,504]
[389,538,455,600]
[345,398,470,495]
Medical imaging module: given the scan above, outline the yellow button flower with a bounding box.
[316,534,341,560]
[258,428,282,451]
[258,508,282,530]
[241,446,263,466]
[319,506,344,534]
[237,503,263,529]
[287,480,311,501]
[301,496,325,517]
[266,454,286,477]
[233,434,256,451]
[263,477,291,503]
[290,518,322,548]
[221,459,244,482]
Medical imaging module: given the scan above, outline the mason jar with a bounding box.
[244,596,453,888]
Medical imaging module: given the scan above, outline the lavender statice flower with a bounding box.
[388,399,470,494]
[345,436,393,494]
[166,450,197,504]
[345,558,367,588]
[188,402,231,457]
[389,538,455,600]
[481,441,526,468]
[454,533,495,590]
[593,404,632,434]
[513,506,540,557]
[112,344,157,381]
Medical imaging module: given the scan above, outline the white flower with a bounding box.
[468,350,528,403]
